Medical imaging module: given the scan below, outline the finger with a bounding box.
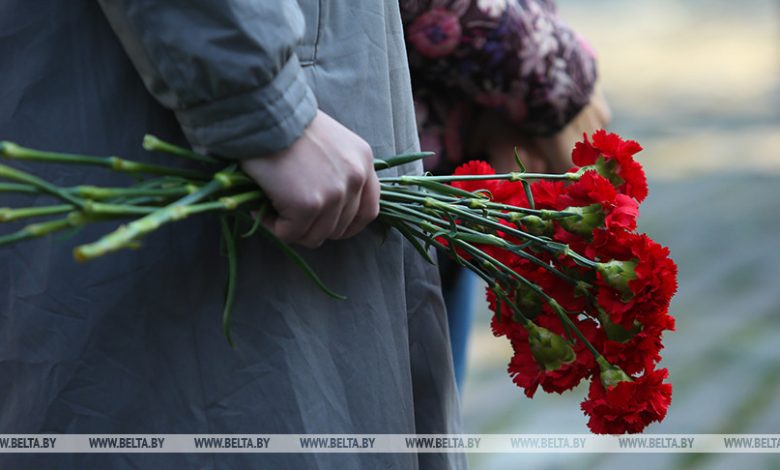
[329,184,362,240]
[329,164,369,240]
[270,201,319,244]
[297,194,346,248]
[338,173,379,240]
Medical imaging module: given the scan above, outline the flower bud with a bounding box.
[596,260,637,296]
[559,204,604,236]
[513,286,542,318]
[600,314,641,343]
[519,215,552,236]
[526,322,576,371]
[580,156,625,189]
[596,356,633,389]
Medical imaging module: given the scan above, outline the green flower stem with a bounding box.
[380,207,505,286]
[453,237,602,359]
[381,171,579,185]
[425,198,598,269]
[0,163,86,208]
[179,190,264,217]
[422,230,532,326]
[380,211,532,327]
[373,151,433,170]
[380,185,577,218]
[0,211,96,247]
[425,198,548,243]
[0,201,183,223]
[382,178,492,200]
[72,185,198,201]
[143,134,220,165]
[390,191,592,308]
[408,225,534,326]
[0,204,73,222]
[0,182,37,194]
[379,199,581,287]
[0,181,203,204]
[1,141,211,180]
[492,287,533,327]
[0,218,71,246]
[73,165,240,261]
[595,356,631,383]
[452,237,548,300]
[0,186,264,227]
[83,201,160,216]
[381,203,543,300]
[548,300,603,361]
[219,215,239,348]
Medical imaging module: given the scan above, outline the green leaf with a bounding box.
[219,215,240,348]
[241,202,268,238]
[493,290,504,324]
[522,179,535,210]
[54,226,84,242]
[473,189,494,200]
[393,223,435,265]
[513,147,527,172]
[373,151,433,170]
[143,134,220,165]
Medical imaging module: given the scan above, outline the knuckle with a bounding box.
[365,201,380,220]
[345,164,365,188]
[274,225,298,243]
[357,139,373,158]
[301,237,324,249]
[301,193,325,213]
[354,209,376,228]
[356,142,374,166]
[326,183,347,202]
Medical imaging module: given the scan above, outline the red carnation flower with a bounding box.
[451,160,503,197]
[501,179,565,210]
[529,180,566,210]
[507,314,599,398]
[601,312,675,374]
[487,287,527,339]
[571,130,648,202]
[593,232,678,328]
[581,366,672,434]
[556,171,639,237]
[407,9,462,58]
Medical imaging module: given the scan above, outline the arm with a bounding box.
[98,0,317,158]
[99,0,379,247]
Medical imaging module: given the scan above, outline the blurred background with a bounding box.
[460,0,780,468]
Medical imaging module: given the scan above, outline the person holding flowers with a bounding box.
[0,4,679,470]
[0,1,465,468]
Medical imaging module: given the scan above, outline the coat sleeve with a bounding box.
[402,0,597,135]
[97,0,317,158]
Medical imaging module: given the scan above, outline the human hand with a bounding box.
[240,110,379,248]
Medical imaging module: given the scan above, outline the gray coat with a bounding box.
[0,1,465,468]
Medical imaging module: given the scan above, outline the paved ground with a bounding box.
[459,1,780,468]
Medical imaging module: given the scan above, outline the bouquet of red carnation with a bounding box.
[0,130,676,434]
[407,130,676,434]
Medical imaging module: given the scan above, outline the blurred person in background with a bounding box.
[403,0,611,391]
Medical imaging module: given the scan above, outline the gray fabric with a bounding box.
[98,0,318,157]
[0,1,465,469]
